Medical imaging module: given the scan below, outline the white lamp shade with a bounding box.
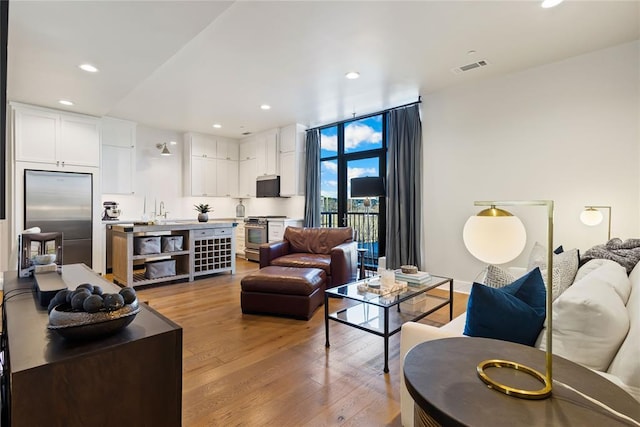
[580,208,603,226]
[463,215,527,264]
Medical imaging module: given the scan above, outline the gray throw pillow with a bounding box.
[527,242,579,301]
[483,264,516,288]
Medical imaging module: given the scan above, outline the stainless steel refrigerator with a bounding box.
[24,169,93,267]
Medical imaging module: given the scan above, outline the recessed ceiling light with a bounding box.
[58,99,74,106]
[345,71,360,80]
[212,124,222,129]
[541,0,564,8]
[79,63,99,73]
[260,104,271,110]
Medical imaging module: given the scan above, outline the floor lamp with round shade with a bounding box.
[463,200,554,399]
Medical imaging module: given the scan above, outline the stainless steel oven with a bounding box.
[244,218,268,262]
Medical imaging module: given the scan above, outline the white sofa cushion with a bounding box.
[574,258,632,304]
[536,260,630,372]
[607,261,640,401]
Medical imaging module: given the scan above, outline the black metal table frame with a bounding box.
[324,275,453,373]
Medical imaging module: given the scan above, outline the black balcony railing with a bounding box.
[321,211,380,271]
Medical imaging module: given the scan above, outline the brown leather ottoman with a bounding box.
[241,266,326,320]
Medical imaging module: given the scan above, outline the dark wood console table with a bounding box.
[1,264,183,426]
[404,337,640,427]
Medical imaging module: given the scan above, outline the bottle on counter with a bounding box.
[236,200,245,218]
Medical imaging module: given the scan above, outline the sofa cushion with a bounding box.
[528,242,579,301]
[271,253,332,275]
[606,260,640,400]
[574,259,631,304]
[535,261,630,372]
[464,267,546,346]
[284,226,353,255]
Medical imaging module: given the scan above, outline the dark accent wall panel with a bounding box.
[1,0,8,219]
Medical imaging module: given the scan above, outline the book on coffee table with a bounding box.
[394,270,432,285]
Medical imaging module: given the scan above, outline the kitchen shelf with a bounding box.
[131,271,191,286]
[132,250,190,261]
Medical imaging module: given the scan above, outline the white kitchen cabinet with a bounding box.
[184,132,239,197]
[216,138,239,161]
[279,123,307,197]
[190,156,217,197]
[239,137,256,160]
[216,159,238,197]
[238,158,257,198]
[101,117,136,194]
[13,103,100,168]
[102,146,134,194]
[255,129,279,177]
[101,117,136,148]
[235,220,245,256]
[189,133,217,158]
[267,218,303,242]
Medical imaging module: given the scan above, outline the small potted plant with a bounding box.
[194,203,211,222]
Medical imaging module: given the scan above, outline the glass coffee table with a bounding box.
[325,274,454,373]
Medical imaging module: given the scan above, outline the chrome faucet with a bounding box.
[159,201,169,218]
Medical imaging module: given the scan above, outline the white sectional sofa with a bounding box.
[399,259,640,427]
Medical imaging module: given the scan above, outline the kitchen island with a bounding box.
[111,221,237,287]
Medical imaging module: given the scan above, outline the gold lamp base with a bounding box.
[477,359,552,400]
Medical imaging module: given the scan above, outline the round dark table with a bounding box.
[404,337,640,427]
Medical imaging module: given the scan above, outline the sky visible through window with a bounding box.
[320,115,382,200]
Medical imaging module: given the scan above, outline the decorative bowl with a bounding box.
[48,299,140,340]
[400,265,418,274]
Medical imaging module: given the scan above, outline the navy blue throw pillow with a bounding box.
[463,267,546,346]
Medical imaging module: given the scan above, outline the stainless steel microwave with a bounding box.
[256,175,280,198]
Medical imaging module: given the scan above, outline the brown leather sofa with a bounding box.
[259,226,358,288]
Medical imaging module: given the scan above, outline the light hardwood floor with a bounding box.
[131,258,469,427]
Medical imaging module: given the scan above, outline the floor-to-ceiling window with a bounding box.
[320,114,386,271]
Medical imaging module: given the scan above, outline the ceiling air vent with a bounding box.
[451,59,489,75]
[241,131,252,136]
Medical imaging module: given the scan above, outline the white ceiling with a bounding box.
[7,1,640,139]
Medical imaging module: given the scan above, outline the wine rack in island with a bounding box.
[191,227,235,277]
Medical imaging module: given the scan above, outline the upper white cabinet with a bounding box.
[190,156,217,196]
[190,133,217,158]
[238,129,279,197]
[253,129,279,177]
[238,158,257,198]
[183,132,239,197]
[101,117,136,194]
[279,124,307,197]
[239,138,256,160]
[216,159,238,197]
[216,138,239,161]
[13,104,100,168]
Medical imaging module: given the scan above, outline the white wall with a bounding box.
[102,125,305,221]
[422,40,640,284]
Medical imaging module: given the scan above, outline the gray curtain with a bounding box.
[304,129,321,227]
[385,104,422,269]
